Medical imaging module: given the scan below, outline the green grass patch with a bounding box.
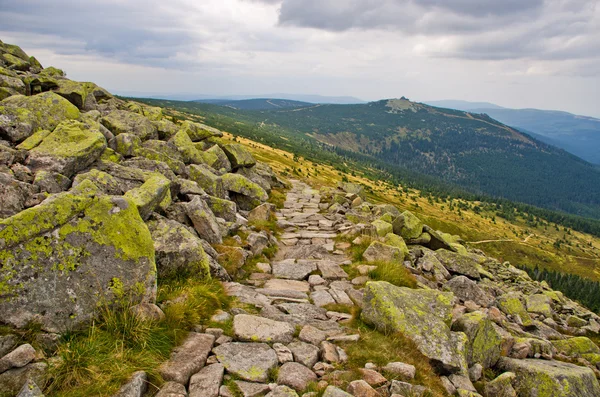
[267,187,288,209]
[368,261,418,289]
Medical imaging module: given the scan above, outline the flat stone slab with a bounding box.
[272,259,316,280]
[255,289,308,299]
[311,290,336,307]
[213,342,278,382]
[189,363,224,397]
[318,262,349,279]
[159,333,215,385]
[264,279,310,293]
[233,314,295,343]
[223,282,272,307]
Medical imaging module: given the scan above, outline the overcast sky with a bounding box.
[1,0,599,117]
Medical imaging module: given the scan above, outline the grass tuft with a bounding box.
[368,261,418,289]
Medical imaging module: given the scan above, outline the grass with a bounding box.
[368,261,418,289]
[46,278,230,397]
[267,187,288,209]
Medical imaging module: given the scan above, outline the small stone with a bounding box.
[311,290,336,307]
[468,363,483,382]
[129,303,165,322]
[358,368,387,387]
[448,374,476,392]
[113,371,147,397]
[159,333,215,385]
[278,362,318,392]
[327,335,360,343]
[189,363,224,397]
[211,310,232,323]
[347,380,378,397]
[382,362,416,380]
[299,326,328,345]
[322,385,352,397]
[0,344,36,374]
[155,381,187,397]
[357,265,377,276]
[205,328,224,338]
[233,314,295,343]
[308,274,327,286]
[313,362,335,377]
[274,343,294,364]
[289,341,320,368]
[389,380,428,397]
[257,262,272,273]
[266,385,300,397]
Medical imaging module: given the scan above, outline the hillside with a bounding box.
[427,100,600,165]
[194,98,312,110]
[136,97,600,221]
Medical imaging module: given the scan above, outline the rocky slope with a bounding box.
[2,40,600,397]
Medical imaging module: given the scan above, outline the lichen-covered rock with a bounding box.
[383,233,409,259]
[185,195,223,244]
[148,216,210,280]
[392,211,423,240]
[247,202,275,222]
[0,180,157,332]
[180,120,222,141]
[496,357,600,397]
[170,130,212,165]
[434,249,482,280]
[101,110,157,140]
[551,337,600,364]
[526,294,553,318]
[222,173,268,210]
[114,133,142,157]
[221,143,256,169]
[53,79,91,109]
[452,311,503,368]
[203,144,231,172]
[188,164,225,197]
[124,174,171,220]
[497,292,534,328]
[484,372,517,397]
[371,219,393,237]
[443,276,495,307]
[0,92,80,143]
[0,362,47,396]
[72,169,123,195]
[27,120,107,177]
[0,172,39,218]
[212,342,278,382]
[362,241,404,264]
[362,281,468,373]
[205,196,237,222]
[112,370,147,397]
[32,171,72,194]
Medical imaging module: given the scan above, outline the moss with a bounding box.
[123,174,171,219]
[551,337,600,357]
[30,120,106,159]
[372,219,393,237]
[497,293,533,327]
[222,173,268,201]
[15,129,51,150]
[99,148,122,163]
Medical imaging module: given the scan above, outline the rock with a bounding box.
[497,357,600,397]
[155,381,187,397]
[222,173,268,210]
[440,376,457,396]
[16,379,44,397]
[0,181,156,332]
[0,362,47,396]
[496,292,534,328]
[567,315,588,328]
[383,233,409,259]
[101,110,157,140]
[526,294,553,318]
[170,130,215,165]
[233,314,295,343]
[444,276,494,307]
[311,290,336,307]
[185,195,223,244]
[0,172,39,218]
[129,303,165,322]
[112,371,147,397]
[452,311,503,368]
[189,363,224,397]
[347,380,378,397]
[371,219,393,237]
[72,169,123,195]
[188,164,224,197]
[124,174,171,220]
[266,385,300,397]
[449,374,476,392]
[274,342,294,364]
[299,325,328,346]
[362,242,404,264]
[204,144,232,172]
[551,337,600,363]
[180,120,222,141]
[33,171,72,194]
[0,344,36,374]
[382,362,416,380]
[278,362,318,391]
[221,143,256,169]
[434,249,481,279]
[483,372,516,397]
[148,216,211,279]
[213,342,278,382]
[357,368,387,387]
[159,333,215,385]
[320,341,343,364]
[247,232,269,256]
[392,211,423,240]
[0,335,17,358]
[389,380,428,397]
[289,341,320,368]
[27,120,106,177]
[205,196,238,222]
[362,281,468,373]
[322,385,353,397]
[468,363,483,382]
[264,279,310,292]
[248,202,276,222]
[273,259,317,280]
[0,92,80,143]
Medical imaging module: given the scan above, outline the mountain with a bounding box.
[425,100,600,165]
[194,98,313,110]
[139,97,600,220]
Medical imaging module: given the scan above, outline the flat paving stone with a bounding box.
[213,342,278,382]
[272,259,316,280]
[264,279,310,292]
[233,314,295,343]
[318,263,349,279]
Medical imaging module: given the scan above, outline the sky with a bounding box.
[1,0,599,117]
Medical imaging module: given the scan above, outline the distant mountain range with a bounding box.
[194,98,313,110]
[426,100,600,165]
[119,92,365,105]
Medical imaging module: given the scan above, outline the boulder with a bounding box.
[0,172,39,218]
[188,164,225,197]
[371,219,393,237]
[124,174,171,220]
[114,133,142,157]
[362,241,404,264]
[222,173,268,210]
[551,337,600,364]
[212,342,278,382]
[452,311,503,368]
[434,249,482,280]
[444,276,495,307]
[53,79,92,110]
[392,211,423,240]
[383,233,409,259]
[0,92,80,143]
[233,314,295,343]
[496,292,534,328]
[185,196,223,244]
[205,144,232,172]
[0,362,47,396]
[148,217,211,280]
[221,143,256,169]
[180,120,222,141]
[362,281,468,373]
[484,372,517,397]
[496,357,600,397]
[247,202,276,222]
[159,333,215,385]
[27,120,106,177]
[0,181,157,332]
[72,169,123,195]
[423,225,458,251]
[526,294,553,318]
[277,362,317,391]
[170,130,211,165]
[189,363,224,397]
[101,110,157,140]
[0,344,36,374]
[32,171,72,194]
[205,196,237,222]
[266,385,300,397]
[382,362,416,379]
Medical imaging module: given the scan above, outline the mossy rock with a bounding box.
[141,105,163,121]
[0,92,80,143]
[362,241,405,263]
[1,53,30,71]
[434,249,482,280]
[551,337,600,359]
[205,196,238,222]
[0,180,157,333]
[53,78,90,109]
[135,146,186,175]
[0,74,26,96]
[73,169,123,195]
[148,217,210,280]
[452,311,503,368]
[205,144,232,172]
[0,42,30,61]
[180,120,223,141]
[28,119,107,177]
[371,219,393,237]
[124,174,171,220]
[115,133,142,157]
[101,110,157,140]
[189,164,225,198]
[32,170,71,194]
[392,210,423,240]
[526,294,553,318]
[383,233,409,259]
[497,292,534,328]
[221,173,268,202]
[153,119,179,140]
[170,129,211,165]
[221,143,256,170]
[362,281,468,374]
[497,357,600,397]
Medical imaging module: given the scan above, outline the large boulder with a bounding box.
[101,110,157,140]
[362,281,468,373]
[443,276,495,307]
[27,120,107,178]
[221,143,256,169]
[392,211,423,240]
[123,174,171,220]
[222,173,268,210]
[170,130,212,165]
[0,92,80,143]
[434,249,482,280]
[496,292,534,328]
[185,196,223,244]
[188,164,225,198]
[180,120,222,142]
[452,311,503,368]
[496,357,600,397]
[371,219,393,237]
[0,172,39,218]
[362,241,404,264]
[551,337,600,364]
[0,180,157,332]
[204,144,232,172]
